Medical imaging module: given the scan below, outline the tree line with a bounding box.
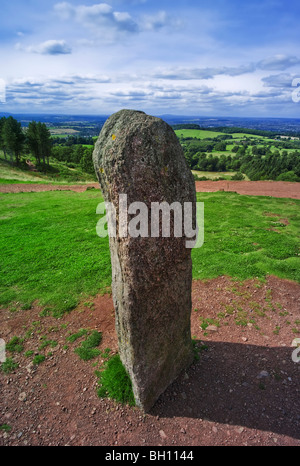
[0,116,95,174]
[0,116,52,166]
[183,140,300,182]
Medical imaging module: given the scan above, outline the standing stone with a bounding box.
[93,109,196,411]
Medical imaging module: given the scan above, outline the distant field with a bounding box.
[175,129,226,139]
[175,129,277,142]
[192,170,249,181]
[0,190,299,317]
[50,128,79,137]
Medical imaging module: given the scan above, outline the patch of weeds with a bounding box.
[32,354,45,365]
[24,350,34,358]
[235,310,248,327]
[250,302,266,317]
[101,347,111,358]
[273,325,280,335]
[96,354,135,406]
[224,305,234,315]
[9,306,18,313]
[292,328,300,334]
[20,302,32,311]
[67,328,89,343]
[47,326,59,333]
[39,308,51,317]
[258,382,266,390]
[279,311,289,317]
[265,289,272,302]
[254,279,265,289]
[24,321,42,339]
[38,336,58,351]
[0,424,12,433]
[249,318,260,330]
[6,336,24,353]
[84,301,95,309]
[200,317,220,330]
[266,302,276,312]
[1,357,19,373]
[74,330,102,361]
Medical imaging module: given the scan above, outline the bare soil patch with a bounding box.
[1,276,299,446]
[1,180,300,200]
[0,183,99,194]
[195,180,300,199]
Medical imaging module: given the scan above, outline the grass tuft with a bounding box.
[74,330,102,361]
[97,354,135,406]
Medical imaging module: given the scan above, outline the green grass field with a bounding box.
[174,129,273,140]
[175,129,227,139]
[0,190,299,316]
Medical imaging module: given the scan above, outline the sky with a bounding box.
[0,0,300,117]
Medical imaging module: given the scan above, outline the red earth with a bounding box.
[1,179,300,199]
[1,180,299,447]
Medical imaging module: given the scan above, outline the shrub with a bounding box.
[231,172,245,180]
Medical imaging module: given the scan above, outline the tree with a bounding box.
[80,147,95,174]
[214,141,227,151]
[276,171,300,182]
[2,116,25,165]
[0,116,7,159]
[26,121,52,165]
[27,121,40,164]
[37,122,52,165]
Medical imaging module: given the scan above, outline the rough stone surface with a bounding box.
[93,109,196,411]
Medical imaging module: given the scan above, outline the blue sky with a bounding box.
[0,0,300,116]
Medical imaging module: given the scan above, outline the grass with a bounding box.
[32,354,46,365]
[96,354,135,406]
[67,328,89,343]
[175,129,227,139]
[175,129,272,141]
[0,357,19,373]
[74,330,102,361]
[192,170,249,181]
[6,336,24,353]
[0,190,299,317]
[0,190,111,316]
[192,191,300,282]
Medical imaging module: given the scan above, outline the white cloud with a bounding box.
[141,10,182,31]
[54,2,139,36]
[16,40,72,55]
[258,55,300,71]
[262,73,295,88]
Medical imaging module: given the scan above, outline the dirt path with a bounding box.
[195,180,300,199]
[0,183,99,194]
[0,180,299,199]
[1,276,299,446]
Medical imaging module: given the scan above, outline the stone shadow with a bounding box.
[150,340,300,439]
